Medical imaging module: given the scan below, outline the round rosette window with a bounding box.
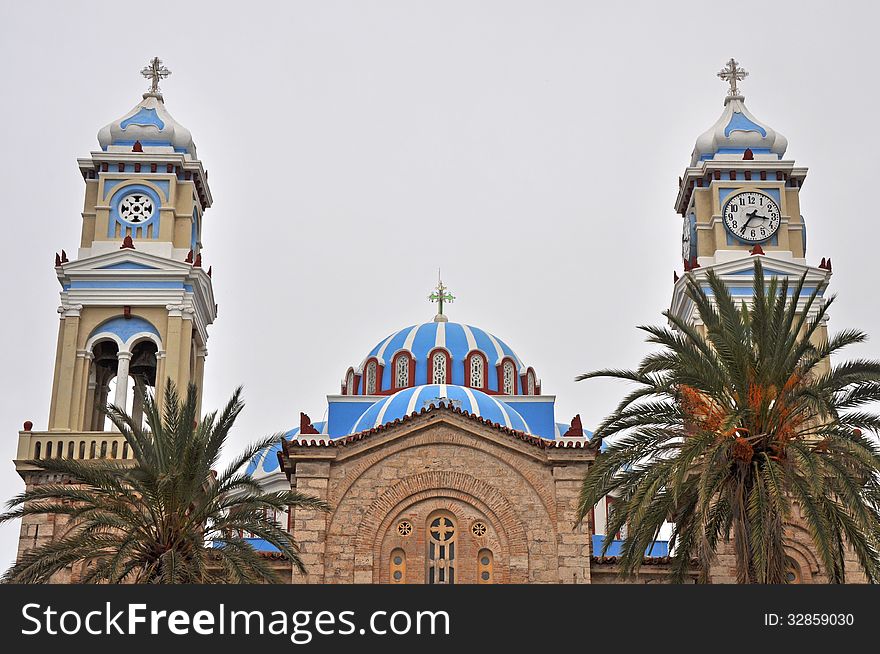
[118,192,156,224]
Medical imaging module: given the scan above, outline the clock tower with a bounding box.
[671,59,832,332]
[14,59,217,575]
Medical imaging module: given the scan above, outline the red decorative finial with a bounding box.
[23,421,33,431]
[819,257,827,269]
[827,257,832,271]
[673,271,679,283]
[185,249,193,263]
[60,249,68,263]
[743,148,754,160]
[54,252,61,267]
[194,253,202,267]
[300,412,319,435]
[120,235,135,249]
[207,266,212,277]
[132,140,143,153]
[750,244,764,255]
[683,259,691,272]
[563,414,584,437]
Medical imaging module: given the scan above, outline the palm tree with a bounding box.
[1,381,329,583]
[577,260,880,583]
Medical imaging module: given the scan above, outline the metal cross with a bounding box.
[141,57,171,95]
[428,271,455,316]
[717,58,748,97]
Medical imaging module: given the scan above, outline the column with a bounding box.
[131,389,144,431]
[114,352,132,413]
[154,350,167,413]
[49,305,83,431]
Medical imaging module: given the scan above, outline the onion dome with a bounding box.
[690,59,787,166]
[345,321,539,396]
[351,384,531,433]
[97,58,197,157]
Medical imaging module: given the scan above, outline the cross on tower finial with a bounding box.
[717,58,748,100]
[141,57,171,97]
[428,270,455,322]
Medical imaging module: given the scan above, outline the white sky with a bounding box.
[1,1,879,570]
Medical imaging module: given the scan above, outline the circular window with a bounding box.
[119,192,155,224]
[430,517,455,542]
[393,571,402,580]
[472,521,487,537]
[481,571,490,581]
[393,555,403,565]
[397,520,412,537]
[481,556,490,566]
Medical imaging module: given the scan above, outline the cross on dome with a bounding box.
[141,57,171,97]
[428,271,455,323]
[718,58,748,100]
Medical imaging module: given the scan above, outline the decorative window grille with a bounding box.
[432,352,447,384]
[365,361,377,394]
[427,514,456,584]
[346,371,355,395]
[502,361,516,395]
[395,355,409,388]
[469,355,484,388]
[527,371,535,395]
[119,193,155,224]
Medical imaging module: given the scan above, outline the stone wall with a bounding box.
[285,410,594,584]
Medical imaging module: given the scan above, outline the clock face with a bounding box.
[681,215,692,262]
[722,191,781,243]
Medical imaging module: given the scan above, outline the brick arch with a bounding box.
[783,521,823,582]
[351,471,531,583]
[327,422,557,525]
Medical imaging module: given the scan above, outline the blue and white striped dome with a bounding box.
[348,322,531,395]
[351,384,531,434]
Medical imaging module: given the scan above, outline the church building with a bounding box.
[13,58,860,584]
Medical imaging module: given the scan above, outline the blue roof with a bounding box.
[356,322,528,394]
[352,384,531,434]
[244,421,326,476]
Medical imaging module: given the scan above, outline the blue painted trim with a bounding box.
[88,316,160,344]
[97,261,158,271]
[120,107,165,130]
[724,111,767,137]
[69,281,188,290]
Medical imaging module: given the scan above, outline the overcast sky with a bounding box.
[1,1,879,570]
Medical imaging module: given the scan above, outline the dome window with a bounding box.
[394,353,411,389]
[431,351,448,384]
[365,360,378,395]
[527,370,536,396]
[469,353,485,389]
[502,360,516,395]
[346,370,355,395]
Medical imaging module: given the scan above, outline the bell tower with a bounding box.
[15,58,217,553]
[671,59,832,330]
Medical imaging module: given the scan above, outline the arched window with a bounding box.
[395,354,410,389]
[527,370,536,395]
[365,361,377,394]
[478,549,494,584]
[431,351,447,384]
[45,441,53,459]
[390,548,406,584]
[427,514,456,584]
[346,370,355,395]
[785,557,802,584]
[502,360,516,395]
[469,354,484,389]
